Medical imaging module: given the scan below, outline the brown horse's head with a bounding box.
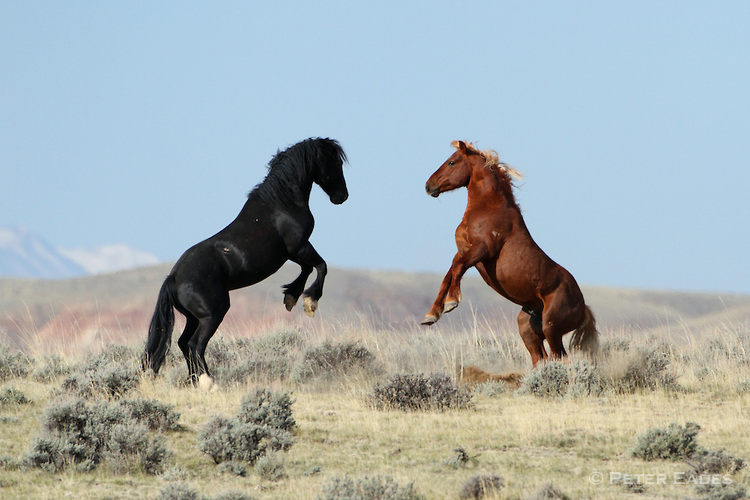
[425,141,483,197]
[426,141,522,197]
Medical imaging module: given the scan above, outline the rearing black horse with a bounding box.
[143,137,349,384]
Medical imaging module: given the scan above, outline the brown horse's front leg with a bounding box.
[422,268,454,325]
[422,244,487,325]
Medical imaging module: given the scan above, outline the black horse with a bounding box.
[143,137,349,384]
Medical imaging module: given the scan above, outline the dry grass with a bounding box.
[1,318,749,499]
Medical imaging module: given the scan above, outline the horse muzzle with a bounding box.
[330,190,349,205]
[425,183,441,198]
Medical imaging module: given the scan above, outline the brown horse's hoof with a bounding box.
[303,296,317,317]
[421,314,438,326]
[444,301,459,314]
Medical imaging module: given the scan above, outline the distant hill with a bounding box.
[1,263,748,354]
[0,227,159,279]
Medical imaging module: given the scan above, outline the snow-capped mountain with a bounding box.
[0,226,160,279]
[59,244,160,275]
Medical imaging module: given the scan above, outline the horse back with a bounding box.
[170,198,303,291]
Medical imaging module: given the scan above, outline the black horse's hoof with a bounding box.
[284,294,298,311]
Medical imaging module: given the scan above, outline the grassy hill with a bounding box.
[1,266,749,499]
[1,264,748,355]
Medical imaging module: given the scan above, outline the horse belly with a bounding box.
[476,253,542,307]
[225,248,287,290]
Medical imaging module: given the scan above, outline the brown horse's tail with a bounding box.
[569,305,599,359]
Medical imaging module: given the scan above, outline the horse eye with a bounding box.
[449,161,455,166]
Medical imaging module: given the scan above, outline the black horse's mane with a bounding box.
[251,138,347,207]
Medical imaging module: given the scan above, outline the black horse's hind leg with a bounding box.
[177,315,199,380]
[282,263,313,311]
[175,284,230,385]
[292,242,327,317]
[187,312,227,384]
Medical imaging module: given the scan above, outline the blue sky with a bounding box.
[2,2,749,294]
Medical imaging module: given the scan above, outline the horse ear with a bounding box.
[451,140,469,153]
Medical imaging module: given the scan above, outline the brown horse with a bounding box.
[422,141,598,366]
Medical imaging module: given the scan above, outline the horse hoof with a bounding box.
[421,314,438,326]
[303,296,317,317]
[198,374,216,392]
[444,301,459,314]
[284,294,297,311]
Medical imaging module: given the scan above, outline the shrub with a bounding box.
[32,354,72,382]
[566,361,605,398]
[0,344,32,381]
[120,398,181,431]
[294,340,376,381]
[526,482,570,499]
[517,361,569,398]
[736,379,750,394]
[197,415,294,465]
[218,460,248,476]
[210,334,299,385]
[23,398,173,474]
[0,387,32,405]
[60,356,139,399]
[254,451,286,481]
[160,482,199,500]
[255,328,304,353]
[695,482,748,500]
[212,492,259,500]
[610,346,676,393]
[0,454,21,471]
[317,475,424,500]
[238,388,295,432]
[368,373,473,412]
[471,379,513,398]
[688,449,745,475]
[632,422,701,461]
[459,475,505,499]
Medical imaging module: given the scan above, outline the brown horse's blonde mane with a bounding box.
[451,141,523,181]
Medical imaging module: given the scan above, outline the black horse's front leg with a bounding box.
[282,263,313,311]
[289,241,327,317]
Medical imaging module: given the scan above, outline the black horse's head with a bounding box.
[310,138,349,205]
[254,137,349,208]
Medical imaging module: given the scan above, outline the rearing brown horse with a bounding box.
[422,141,598,366]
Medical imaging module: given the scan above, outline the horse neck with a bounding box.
[467,166,518,210]
[255,168,314,210]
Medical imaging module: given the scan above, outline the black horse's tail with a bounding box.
[143,275,178,374]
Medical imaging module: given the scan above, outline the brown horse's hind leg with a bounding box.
[517,310,546,366]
